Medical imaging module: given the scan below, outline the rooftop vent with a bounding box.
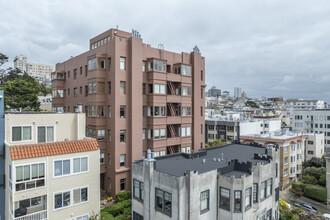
[132,29,141,38]
[193,45,200,53]
[202,159,206,163]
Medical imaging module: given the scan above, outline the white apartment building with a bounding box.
[305,133,325,160]
[132,144,280,220]
[26,63,55,78]
[13,55,27,73]
[292,109,330,149]
[4,112,100,220]
[286,99,326,118]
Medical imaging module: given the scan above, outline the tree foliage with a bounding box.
[0,52,41,111]
[303,156,326,168]
[303,166,326,180]
[206,139,227,148]
[302,175,318,185]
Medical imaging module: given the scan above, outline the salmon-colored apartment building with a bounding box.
[52,28,206,194]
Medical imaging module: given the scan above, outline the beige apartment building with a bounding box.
[52,28,206,194]
[4,112,100,220]
[241,130,307,190]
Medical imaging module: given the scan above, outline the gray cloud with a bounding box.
[1,0,330,101]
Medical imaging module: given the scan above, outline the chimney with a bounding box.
[147,149,151,161]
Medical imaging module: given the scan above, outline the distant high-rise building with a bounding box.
[234,87,242,98]
[13,54,27,73]
[208,86,221,97]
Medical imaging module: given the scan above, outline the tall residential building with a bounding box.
[132,144,280,219]
[292,109,330,150]
[4,112,100,220]
[0,91,4,220]
[52,28,206,194]
[13,55,27,73]
[286,99,326,118]
[234,87,242,98]
[26,63,55,78]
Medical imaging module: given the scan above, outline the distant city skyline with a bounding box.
[2,0,330,101]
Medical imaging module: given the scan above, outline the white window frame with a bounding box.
[120,57,126,70]
[14,162,46,192]
[53,186,89,211]
[36,125,56,143]
[54,156,89,178]
[11,125,33,143]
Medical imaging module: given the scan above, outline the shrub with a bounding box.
[279,198,289,212]
[319,174,326,186]
[123,208,132,217]
[102,203,123,216]
[302,175,318,184]
[121,199,132,208]
[114,214,128,220]
[100,212,114,220]
[115,191,131,203]
[304,185,327,202]
[304,166,326,179]
[291,182,306,195]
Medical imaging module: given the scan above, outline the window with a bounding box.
[307,140,314,144]
[120,154,125,167]
[182,86,191,95]
[201,88,203,98]
[8,164,12,190]
[284,169,288,176]
[142,61,146,72]
[182,107,191,116]
[73,157,88,173]
[147,106,153,116]
[85,86,88,96]
[253,183,258,203]
[234,190,241,212]
[74,69,77,79]
[108,129,111,142]
[154,129,160,139]
[88,81,97,94]
[155,188,172,216]
[261,178,272,200]
[108,106,111,118]
[160,129,166,138]
[143,83,146,95]
[37,126,54,143]
[120,130,126,142]
[133,179,144,201]
[88,106,96,116]
[186,127,191,136]
[120,81,126,94]
[98,58,105,69]
[200,190,209,214]
[98,106,105,116]
[148,129,153,139]
[15,163,45,192]
[154,84,166,94]
[120,57,126,70]
[54,159,70,177]
[18,196,42,209]
[12,126,32,142]
[181,64,191,76]
[120,178,126,191]
[201,70,203,81]
[75,215,89,220]
[142,129,146,140]
[275,163,278,178]
[220,187,230,210]
[143,106,146,117]
[155,106,160,116]
[284,157,288,165]
[245,188,252,210]
[108,82,111,94]
[54,191,71,209]
[97,82,105,93]
[100,153,104,163]
[148,84,153,93]
[307,150,314,155]
[108,153,111,166]
[88,58,96,70]
[80,86,82,94]
[181,127,186,137]
[120,105,126,118]
[73,187,88,205]
[133,212,144,220]
[161,106,166,116]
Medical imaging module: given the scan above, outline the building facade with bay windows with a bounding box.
[132,144,280,220]
[4,112,100,220]
[52,27,206,194]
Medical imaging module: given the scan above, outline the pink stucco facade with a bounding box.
[52,28,206,195]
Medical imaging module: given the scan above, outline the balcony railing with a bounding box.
[14,210,47,220]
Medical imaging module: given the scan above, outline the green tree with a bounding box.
[3,78,41,111]
[303,156,326,168]
[304,166,326,180]
[302,175,318,185]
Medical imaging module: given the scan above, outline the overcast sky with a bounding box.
[1,0,330,101]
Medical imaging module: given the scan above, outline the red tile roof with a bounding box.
[10,138,99,160]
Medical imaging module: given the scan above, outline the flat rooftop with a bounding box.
[142,144,272,177]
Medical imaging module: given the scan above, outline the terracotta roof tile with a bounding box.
[10,138,99,161]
